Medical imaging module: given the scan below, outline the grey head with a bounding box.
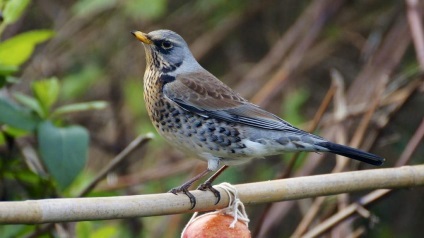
[132,29,202,74]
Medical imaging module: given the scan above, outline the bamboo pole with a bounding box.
[1,165,423,224]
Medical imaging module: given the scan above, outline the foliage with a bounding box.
[1,0,423,237]
[0,0,107,204]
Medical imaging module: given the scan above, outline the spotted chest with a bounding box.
[143,71,249,159]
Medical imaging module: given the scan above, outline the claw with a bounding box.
[168,186,197,209]
[182,189,197,209]
[197,183,208,191]
[168,188,179,195]
[197,182,221,205]
[167,168,213,209]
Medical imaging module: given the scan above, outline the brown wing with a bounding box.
[163,71,300,132]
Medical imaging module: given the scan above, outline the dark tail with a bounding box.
[316,142,385,166]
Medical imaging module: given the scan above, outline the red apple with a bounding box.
[182,213,251,238]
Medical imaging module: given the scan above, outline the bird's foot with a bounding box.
[197,181,221,205]
[168,168,213,210]
[169,185,196,209]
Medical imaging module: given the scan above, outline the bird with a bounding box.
[132,29,385,209]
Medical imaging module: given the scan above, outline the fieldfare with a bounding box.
[132,29,384,209]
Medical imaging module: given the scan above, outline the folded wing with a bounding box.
[163,72,303,134]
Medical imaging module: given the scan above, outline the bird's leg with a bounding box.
[197,165,229,204]
[168,168,211,209]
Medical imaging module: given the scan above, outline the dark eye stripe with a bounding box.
[154,40,173,54]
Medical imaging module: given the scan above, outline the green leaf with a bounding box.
[13,92,45,118]
[32,77,60,115]
[0,96,40,131]
[37,121,89,189]
[52,101,108,117]
[2,125,29,137]
[0,64,19,76]
[3,0,31,24]
[0,131,5,145]
[0,30,54,66]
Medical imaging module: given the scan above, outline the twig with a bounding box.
[24,134,153,238]
[291,72,357,237]
[251,0,344,106]
[396,118,424,166]
[347,16,410,104]
[302,117,424,237]
[291,196,326,237]
[253,84,335,237]
[190,0,273,60]
[77,134,153,197]
[293,85,384,237]
[282,80,337,179]
[349,86,382,149]
[302,189,391,238]
[349,227,366,238]
[405,0,424,69]
[235,0,340,97]
[95,159,196,191]
[286,17,412,237]
[1,165,423,224]
[331,69,348,121]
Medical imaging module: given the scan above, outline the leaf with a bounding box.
[0,96,40,131]
[0,64,19,76]
[52,101,108,117]
[32,77,60,115]
[0,131,5,145]
[0,30,54,67]
[2,125,29,138]
[13,92,46,118]
[3,0,31,24]
[37,121,89,189]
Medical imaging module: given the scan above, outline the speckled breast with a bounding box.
[143,71,249,159]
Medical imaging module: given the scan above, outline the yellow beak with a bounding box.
[131,31,152,44]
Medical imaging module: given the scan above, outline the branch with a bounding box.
[406,0,424,69]
[1,165,423,224]
[77,134,153,197]
[302,189,390,238]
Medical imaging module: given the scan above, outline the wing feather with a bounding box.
[163,72,299,132]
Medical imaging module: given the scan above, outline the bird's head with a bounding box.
[132,29,201,74]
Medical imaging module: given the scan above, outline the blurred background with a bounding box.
[1,0,424,237]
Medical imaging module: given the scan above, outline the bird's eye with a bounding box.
[161,41,173,49]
